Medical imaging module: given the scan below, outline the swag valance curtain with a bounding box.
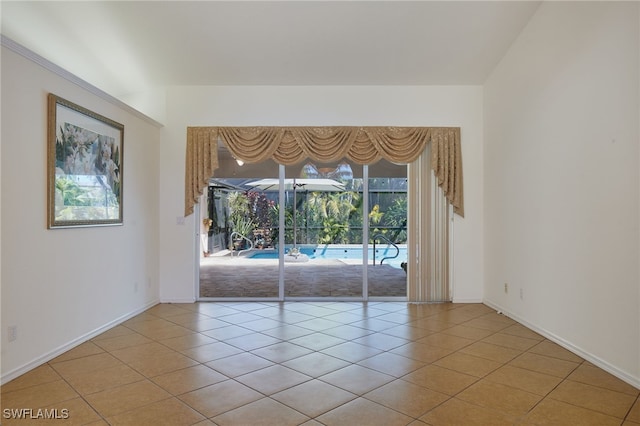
[185,126,464,217]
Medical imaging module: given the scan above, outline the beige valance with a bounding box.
[185,126,463,217]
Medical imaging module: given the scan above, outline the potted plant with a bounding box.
[230,216,255,250]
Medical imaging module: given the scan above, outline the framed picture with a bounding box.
[47,94,124,228]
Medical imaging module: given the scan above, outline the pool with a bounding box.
[247,245,407,269]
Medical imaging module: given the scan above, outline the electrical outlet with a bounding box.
[504,283,508,294]
[520,288,524,300]
[8,325,17,342]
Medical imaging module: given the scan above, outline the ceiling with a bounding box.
[2,1,541,100]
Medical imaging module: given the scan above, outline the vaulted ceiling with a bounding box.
[2,1,541,102]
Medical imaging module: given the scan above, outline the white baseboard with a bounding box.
[1,299,159,385]
[159,298,196,303]
[483,298,640,390]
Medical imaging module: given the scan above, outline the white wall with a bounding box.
[159,86,484,303]
[0,46,161,381]
[484,2,640,386]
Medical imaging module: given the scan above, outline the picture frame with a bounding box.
[47,94,124,228]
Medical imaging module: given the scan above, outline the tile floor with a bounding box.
[2,302,639,425]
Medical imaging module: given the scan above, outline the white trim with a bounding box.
[1,35,163,129]
[0,299,159,385]
[483,299,640,390]
[160,298,197,304]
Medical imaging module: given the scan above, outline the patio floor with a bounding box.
[199,255,406,298]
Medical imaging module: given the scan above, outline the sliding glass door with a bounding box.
[198,150,408,301]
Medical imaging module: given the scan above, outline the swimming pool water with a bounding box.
[248,245,407,269]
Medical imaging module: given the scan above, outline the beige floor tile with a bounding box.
[628,398,640,423]
[261,324,315,340]
[2,380,79,411]
[125,350,199,377]
[349,314,402,332]
[528,340,584,363]
[484,365,562,396]
[380,324,435,340]
[317,397,413,426]
[157,333,217,351]
[459,341,522,364]
[548,380,636,418]
[162,311,212,326]
[145,304,193,318]
[91,325,135,341]
[352,332,409,351]
[322,324,375,340]
[92,332,154,352]
[319,364,395,395]
[130,323,194,341]
[390,342,454,363]
[201,325,254,340]
[434,352,503,378]
[271,379,357,417]
[151,364,228,395]
[49,341,105,363]
[402,364,478,396]
[410,318,454,332]
[182,317,234,332]
[478,312,517,325]
[109,342,175,364]
[7,301,637,426]
[250,341,313,363]
[441,324,496,340]
[523,398,622,425]
[212,397,310,426]
[320,341,383,363]
[417,333,475,351]
[481,332,540,351]
[178,380,263,418]
[1,364,61,393]
[205,352,274,377]
[288,332,346,351]
[281,352,350,377]
[420,397,517,426]
[106,397,206,425]
[58,363,145,395]
[462,317,512,333]
[235,364,312,395]
[500,323,545,340]
[456,380,542,417]
[224,332,282,351]
[357,351,426,377]
[567,363,640,396]
[364,379,449,418]
[180,341,243,363]
[50,353,124,377]
[83,380,171,418]
[509,351,579,378]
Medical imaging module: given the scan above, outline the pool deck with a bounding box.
[199,253,407,298]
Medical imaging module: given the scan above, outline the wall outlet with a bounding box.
[504,283,508,294]
[520,288,524,300]
[8,325,17,342]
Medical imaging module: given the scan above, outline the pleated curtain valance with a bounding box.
[185,126,464,217]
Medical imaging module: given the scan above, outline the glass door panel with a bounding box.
[198,147,281,299]
[367,160,408,298]
[284,162,364,298]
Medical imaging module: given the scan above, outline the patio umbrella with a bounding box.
[246,178,346,248]
[246,178,345,192]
